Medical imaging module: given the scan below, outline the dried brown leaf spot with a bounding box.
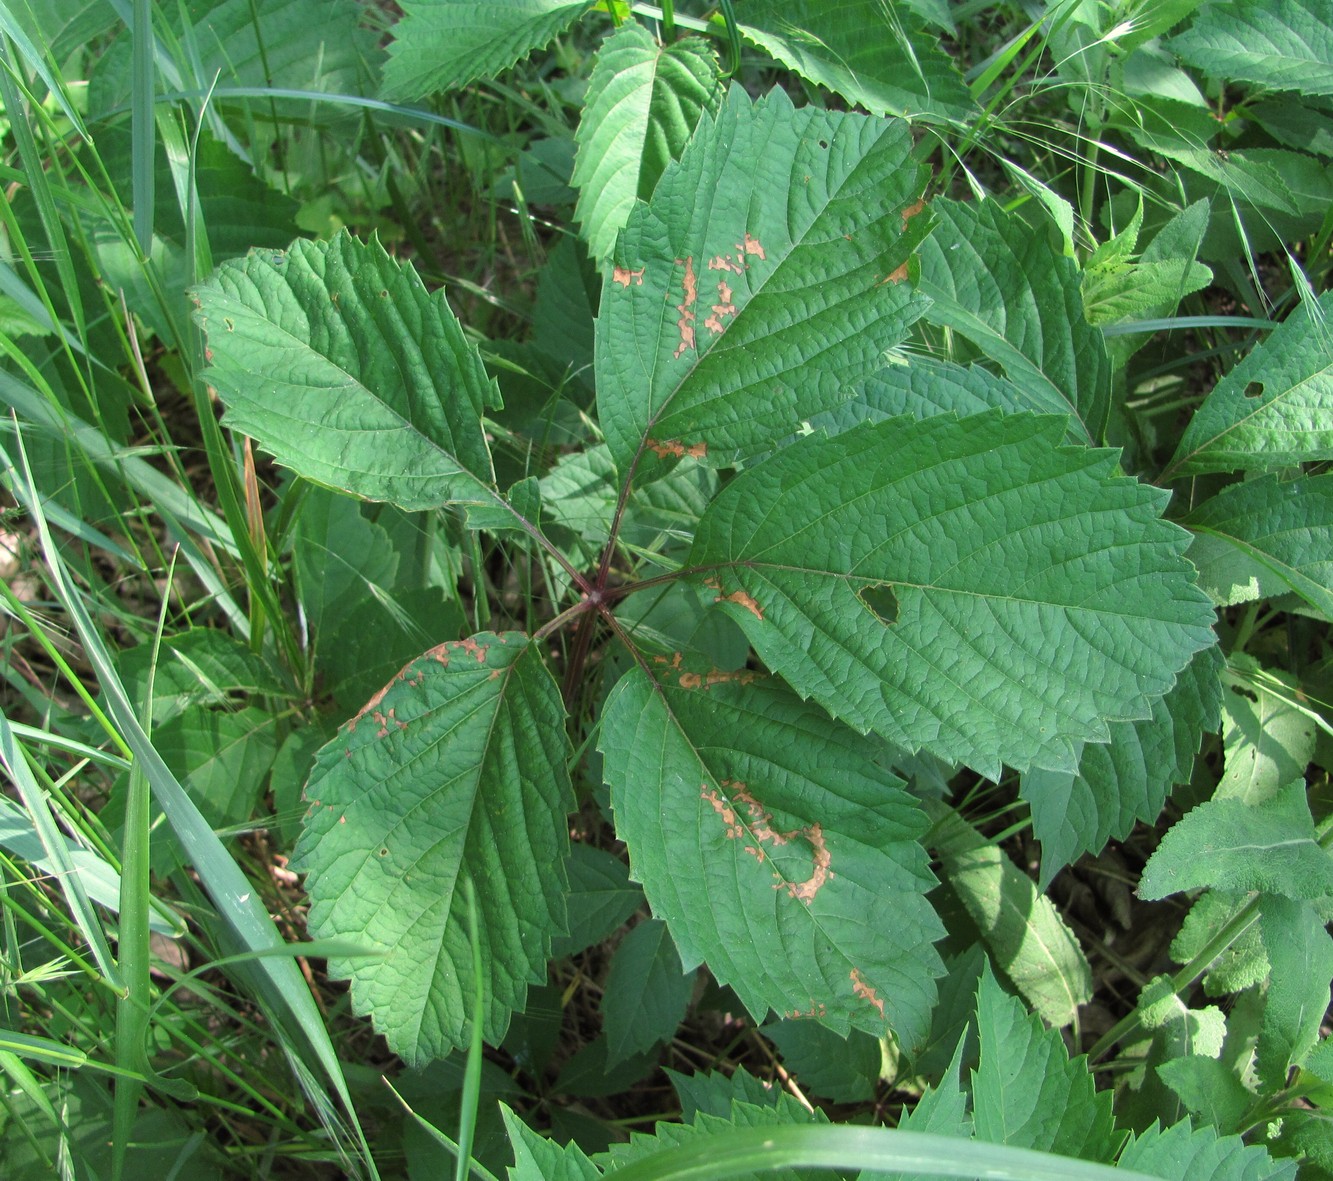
[647,438,708,460]
[674,257,698,359]
[612,265,645,287]
[701,780,833,904]
[850,968,886,1018]
[678,668,756,691]
[899,197,926,231]
[715,587,763,620]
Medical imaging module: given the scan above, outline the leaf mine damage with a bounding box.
[701,779,832,904]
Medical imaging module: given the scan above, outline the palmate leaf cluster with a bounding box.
[112,0,1332,1175]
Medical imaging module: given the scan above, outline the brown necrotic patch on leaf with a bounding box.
[899,197,926,230]
[647,438,708,459]
[612,265,645,287]
[717,588,763,620]
[678,668,756,691]
[850,968,886,1018]
[704,278,737,334]
[674,256,698,359]
[456,637,489,663]
[700,780,833,905]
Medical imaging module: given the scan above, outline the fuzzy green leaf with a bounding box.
[596,86,931,473]
[918,200,1112,444]
[602,919,696,1065]
[293,634,572,1064]
[1022,643,1224,886]
[572,22,724,261]
[687,414,1217,777]
[1169,289,1333,474]
[1155,1057,1252,1135]
[600,666,944,1047]
[971,965,1120,1162]
[1257,894,1333,1090]
[1167,0,1333,96]
[1139,780,1333,902]
[195,232,500,512]
[734,0,975,123]
[1185,473,1333,615]
[1118,1119,1296,1180]
[381,0,595,100]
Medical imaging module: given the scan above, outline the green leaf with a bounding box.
[1136,975,1227,1058]
[669,1066,788,1122]
[1217,656,1318,804]
[116,630,287,726]
[153,705,277,835]
[551,844,643,959]
[734,0,975,123]
[1185,474,1333,615]
[293,488,400,640]
[381,0,596,100]
[918,200,1111,444]
[1155,1056,1252,1134]
[600,666,944,1046]
[502,1103,602,1181]
[1168,289,1333,475]
[596,86,931,473]
[1022,643,1224,886]
[1172,891,1270,996]
[1118,1119,1296,1180]
[572,22,724,262]
[602,919,697,1065]
[930,808,1092,1026]
[321,585,467,712]
[1139,780,1333,902]
[970,965,1120,1162]
[687,413,1217,777]
[194,232,500,512]
[763,1019,882,1104]
[88,0,380,119]
[1167,0,1333,96]
[1257,894,1333,1090]
[596,1098,829,1181]
[293,634,572,1064]
[810,358,1039,437]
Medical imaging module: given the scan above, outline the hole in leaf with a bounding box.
[1244,381,1264,399]
[858,583,898,625]
[818,139,829,149]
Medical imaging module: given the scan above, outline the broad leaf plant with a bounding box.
[184,2,1333,1173]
